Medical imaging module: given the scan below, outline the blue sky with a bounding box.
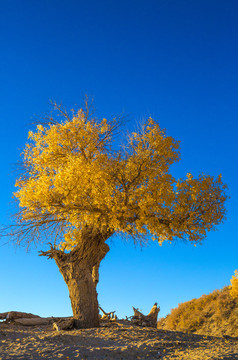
[0,0,237,319]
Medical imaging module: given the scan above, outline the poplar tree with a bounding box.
[13,104,227,328]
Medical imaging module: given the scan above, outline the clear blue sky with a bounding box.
[0,0,237,319]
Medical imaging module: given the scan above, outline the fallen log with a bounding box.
[12,316,74,326]
[13,317,53,326]
[1,312,74,330]
[0,311,75,328]
[132,302,160,328]
[0,311,40,321]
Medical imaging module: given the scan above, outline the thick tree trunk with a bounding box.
[39,229,110,328]
[62,261,100,328]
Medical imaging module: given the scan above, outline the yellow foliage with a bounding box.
[230,270,238,298]
[158,287,238,337]
[14,105,227,250]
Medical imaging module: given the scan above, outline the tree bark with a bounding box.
[39,229,110,328]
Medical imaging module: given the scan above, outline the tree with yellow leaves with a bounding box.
[12,102,227,328]
[230,270,238,298]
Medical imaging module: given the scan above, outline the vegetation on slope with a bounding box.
[157,286,238,337]
[230,270,238,298]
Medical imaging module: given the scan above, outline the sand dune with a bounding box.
[0,320,238,359]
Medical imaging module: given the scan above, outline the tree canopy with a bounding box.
[14,104,227,250]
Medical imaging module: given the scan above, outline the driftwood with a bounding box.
[13,317,53,326]
[13,316,74,328]
[0,311,40,322]
[99,306,117,321]
[53,318,74,331]
[132,302,160,328]
[0,311,74,328]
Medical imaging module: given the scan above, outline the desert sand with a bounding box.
[0,320,238,359]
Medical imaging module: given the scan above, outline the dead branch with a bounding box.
[132,302,160,328]
[99,306,117,320]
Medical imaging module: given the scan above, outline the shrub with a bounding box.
[230,270,238,298]
[157,287,238,337]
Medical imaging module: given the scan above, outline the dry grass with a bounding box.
[157,286,238,337]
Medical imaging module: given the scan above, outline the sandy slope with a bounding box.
[0,320,238,359]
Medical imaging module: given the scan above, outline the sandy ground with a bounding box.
[0,320,238,359]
